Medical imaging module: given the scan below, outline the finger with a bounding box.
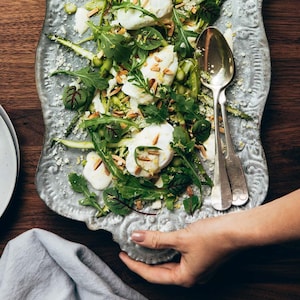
[131,230,180,251]
[119,252,180,285]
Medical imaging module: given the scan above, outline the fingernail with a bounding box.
[131,231,145,243]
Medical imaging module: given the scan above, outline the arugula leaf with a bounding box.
[135,27,166,51]
[82,114,139,130]
[52,67,109,90]
[68,173,109,217]
[172,9,198,58]
[183,195,200,216]
[196,0,224,24]
[103,187,133,216]
[88,22,132,63]
[138,102,169,124]
[112,1,159,21]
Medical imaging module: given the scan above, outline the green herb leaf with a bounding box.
[139,102,169,124]
[183,195,200,215]
[52,67,109,90]
[103,187,132,216]
[62,86,89,110]
[135,27,165,51]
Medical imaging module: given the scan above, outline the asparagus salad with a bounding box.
[49,0,248,217]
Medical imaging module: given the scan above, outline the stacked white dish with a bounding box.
[0,105,20,217]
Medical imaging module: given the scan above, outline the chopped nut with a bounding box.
[137,156,151,162]
[108,86,121,97]
[147,149,160,155]
[126,111,139,119]
[104,165,110,176]
[93,158,103,170]
[87,7,99,18]
[88,112,100,119]
[112,154,126,166]
[135,166,142,175]
[149,79,158,94]
[186,186,194,196]
[191,6,197,14]
[150,63,160,72]
[195,144,207,158]
[135,200,143,210]
[152,133,160,145]
[154,55,162,62]
[112,110,125,116]
[163,68,173,75]
[116,27,126,35]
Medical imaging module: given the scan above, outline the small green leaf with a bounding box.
[68,173,89,194]
[103,187,132,216]
[183,195,200,215]
[192,119,211,144]
[139,102,169,124]
[52,67,109,90]
[62,86,88,110]
[135,27,165,51]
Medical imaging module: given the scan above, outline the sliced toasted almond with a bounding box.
[150,63,161,72]
[142,0,149,7]
[149,80,158,94]
[195,144,207,158]
[93,158,103,170]
[152,133,160,145]
[126,111,139,119]
[135,200,143,210]
[87,7,99,18]
[137,156,151,162]
[104,165,110,176]
[88,112,100,119]
[135,166,142,175]
[117,27,126,35]
[186,185,194,196]
[191,6,197,14]
[108,86,122,97]
[147,149,160,155]
[112,110,125,116]
[163,68,174,75]
[112,154,126,166]
[154,55,162,62]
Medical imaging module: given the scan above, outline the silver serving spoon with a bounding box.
[196,26,233,210]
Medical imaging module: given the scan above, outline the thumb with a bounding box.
[131,230,179,251]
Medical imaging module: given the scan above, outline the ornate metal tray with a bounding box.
[35,0,270,263]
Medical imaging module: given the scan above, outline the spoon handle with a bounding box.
[211,89,232,211]
[219,90,249,206]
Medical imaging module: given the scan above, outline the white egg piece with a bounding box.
[74,7,89,35]
[201,132,215,162]
[141,45,178,86]
[115,0,173,30]
[83,151,112,190]
[126,123,174,178]
[122,81,155,106]
[122,46,178,106]
[92,91,106,114]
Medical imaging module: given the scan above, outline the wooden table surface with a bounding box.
[0,1,299,299]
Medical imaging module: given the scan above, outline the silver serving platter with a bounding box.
[35,0,270,263]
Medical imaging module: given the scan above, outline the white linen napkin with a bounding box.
[0,228,147,300]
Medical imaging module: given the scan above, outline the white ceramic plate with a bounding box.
[35,0,270,263]
[0,108,19,218]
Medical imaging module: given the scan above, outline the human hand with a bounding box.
[119,216,237,287]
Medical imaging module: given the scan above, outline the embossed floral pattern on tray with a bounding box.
[35,0,270,263]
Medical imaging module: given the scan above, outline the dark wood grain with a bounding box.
[1,0,300,299]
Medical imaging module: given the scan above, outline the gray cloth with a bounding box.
[0,228,147,300]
